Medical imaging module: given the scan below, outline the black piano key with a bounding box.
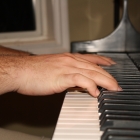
[105,70,138,72]
[108,72,140,75]
[101,119,140,130]
[98,93,140,103]
[102,65,136,68]
[117,79,140,82]
[98,99,140,109]
[114,76,140,79]
[121,85,140,88]
[112,71,139,74]
[104,136,140,140]
[100,114,140,126]
[113,75,139,77]
[99,89,140,95]
[129,54,140,69]
[99,103,140,112]
[98,53,140,139]
[100,110,140,121]
[109,71,139,73]
[108,66,137,69]
[99,88,140,96]
[102,90,140,94]
[105,68,138,71]
[101,129,140,140]
[118,81,140,84]
[121,89,140,92]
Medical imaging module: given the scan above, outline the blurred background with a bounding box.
[69,0,140,42]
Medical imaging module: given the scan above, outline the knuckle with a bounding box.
[64,56,73,63]
[81,69,98,80]
[58,55,74,63]
[86,70,97,77]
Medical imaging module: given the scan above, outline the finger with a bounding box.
[98,55,116,65]
[64,67,119,90]
[60,73,99,97]
[73,53,116,65]
[68,60,115,80]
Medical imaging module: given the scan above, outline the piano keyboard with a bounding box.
[52,53,140,140]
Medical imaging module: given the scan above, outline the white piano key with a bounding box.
[54,128,101,134]
[54,123,100,129]
[57,119,99,124]
[59,113,99,118]
[63,100,97,104]
[52,92,101,140]
[61,107,98,112]
[52,134,101,140]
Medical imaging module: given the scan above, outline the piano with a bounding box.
[52,0,140,139]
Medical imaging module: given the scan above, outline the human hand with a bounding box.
[15,53,121,97]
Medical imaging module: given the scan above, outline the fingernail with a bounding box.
[96,89,100,97]
[118,86,123,91]
[110,61,117,65]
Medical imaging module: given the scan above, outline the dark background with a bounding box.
[0,0,35,33]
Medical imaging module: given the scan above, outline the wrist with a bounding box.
[0,56,27,94]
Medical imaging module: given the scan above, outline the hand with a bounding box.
[15,53,121,97]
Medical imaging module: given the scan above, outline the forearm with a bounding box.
[0,45,32,56]
[0,46,33,94]
[0,56,25,95]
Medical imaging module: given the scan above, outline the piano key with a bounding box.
[116,83,140,89]
[111,74,140,76]
[98,91,140,100]
[100,114,140,125]
[98,94,140,103]
[52,92,101,140]
[99,103,140,112]
[52,134,101,140]
[118,81,140,84]
[101,129,140,140]
[103,136,140,140]
[117,79,140,82]
[115,89,140,92]
[100,110,140,121]
[101,119,140,130]
[110,71,140,74]
[101,89,140,94]
[55,123,100,130]
[99,91,140,97]
[98,99,140,108]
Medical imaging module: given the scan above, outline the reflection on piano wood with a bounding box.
[71,0,140,53]
[52,0,140,140]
